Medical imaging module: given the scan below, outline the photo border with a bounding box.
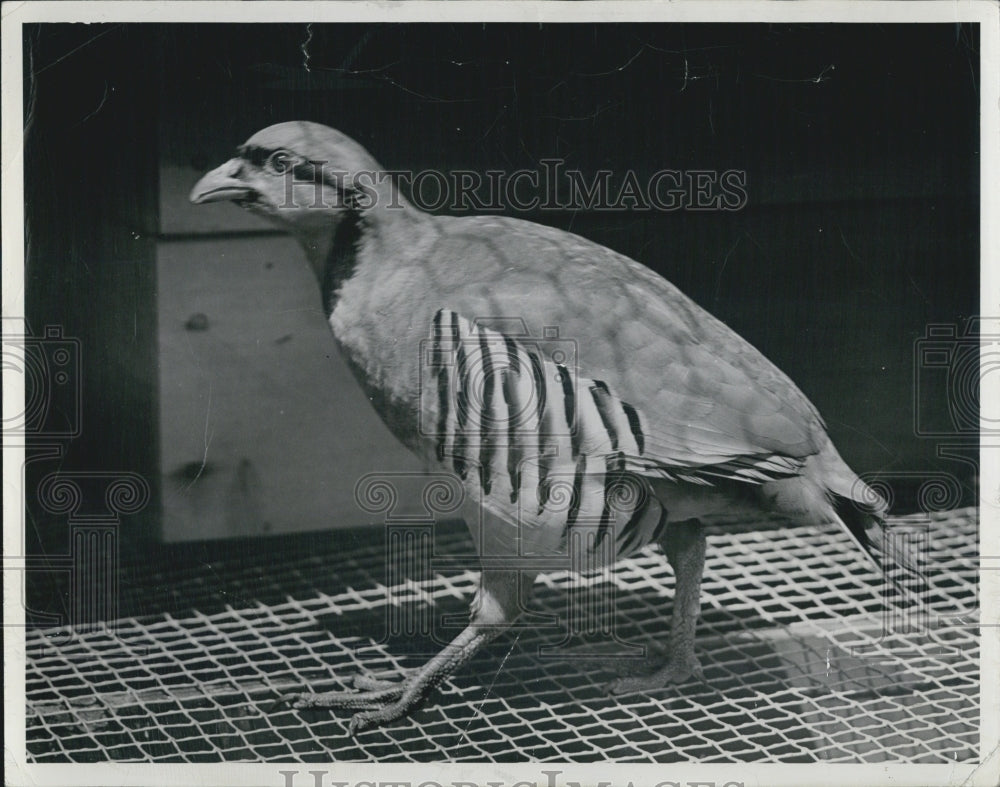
[3,2,997,785]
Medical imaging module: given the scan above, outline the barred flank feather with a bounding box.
[427,310,810,563]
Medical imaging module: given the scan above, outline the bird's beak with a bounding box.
[189,159,254,204]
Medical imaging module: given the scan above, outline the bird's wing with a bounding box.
[414,216,827,475]
[424,309,808,495]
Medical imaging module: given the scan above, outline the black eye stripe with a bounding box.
[236,145,328,183]
[237,145,275,168]
[291,161,322,182]
[237,145,306,170]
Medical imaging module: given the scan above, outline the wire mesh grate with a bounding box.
[25,507,979,763]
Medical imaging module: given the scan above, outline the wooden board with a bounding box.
[157,211,422,542]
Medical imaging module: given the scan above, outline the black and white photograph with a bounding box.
[3,2,998,785]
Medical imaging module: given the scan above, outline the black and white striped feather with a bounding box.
[423,309,806,563]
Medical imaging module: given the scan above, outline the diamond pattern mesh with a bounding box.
[25,507,978,763]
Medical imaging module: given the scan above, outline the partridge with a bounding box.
[190,121,914,733]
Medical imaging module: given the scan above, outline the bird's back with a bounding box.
[336,212,827,464]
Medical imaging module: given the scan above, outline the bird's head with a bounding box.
[190,121,403,240]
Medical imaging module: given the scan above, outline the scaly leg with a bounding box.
[276,568,536,733]
[608,518,706,694]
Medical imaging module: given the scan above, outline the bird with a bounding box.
[189,120,917,734]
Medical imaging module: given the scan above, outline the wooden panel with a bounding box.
[157,230,421,542]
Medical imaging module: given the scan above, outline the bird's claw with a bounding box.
[348,715,369,735]
[265,694,295,713]
[271,691,326,710]
[347,700,411,734]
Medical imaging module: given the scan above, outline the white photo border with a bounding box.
[3,2,997,786]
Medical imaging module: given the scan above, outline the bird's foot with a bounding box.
[606,656,703,695]
[273,684,401,712]
[272,670,426,733]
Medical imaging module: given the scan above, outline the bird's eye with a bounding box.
[266,150,296,174]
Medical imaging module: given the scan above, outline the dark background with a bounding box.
[22,23,979,622]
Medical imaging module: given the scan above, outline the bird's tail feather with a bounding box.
[831,492,923,594]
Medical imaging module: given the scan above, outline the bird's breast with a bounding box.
[325,261,439,452]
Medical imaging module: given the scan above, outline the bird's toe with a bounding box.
[607,656,703,695]
[606,675,662,695]
[285,691,325,709]
[352,673,408,693]
[277,689,390,710]
[268,691,314,710]
[348,699,412,734]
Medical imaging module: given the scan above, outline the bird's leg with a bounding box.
[277,569,535,732]
[609,519,706,694]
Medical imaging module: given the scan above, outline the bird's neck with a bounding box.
[295,192,425,316]
[297,224,341,287]
[294,195,432,449]
[295,214,361,316]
